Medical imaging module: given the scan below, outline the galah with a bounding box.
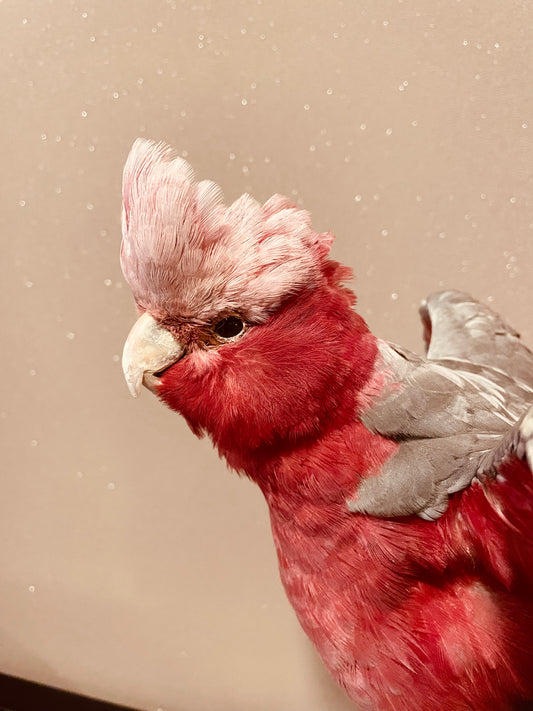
[120,139,533,711]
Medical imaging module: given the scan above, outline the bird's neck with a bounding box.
[212,274,391,497]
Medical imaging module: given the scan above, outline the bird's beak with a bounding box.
[122,312,184,398]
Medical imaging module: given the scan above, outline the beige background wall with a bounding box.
[2,1,532,710]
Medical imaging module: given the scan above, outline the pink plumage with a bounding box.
[121,139,333,322]
[121,139,533,711]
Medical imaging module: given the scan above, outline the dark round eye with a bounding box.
[214,315,245,339]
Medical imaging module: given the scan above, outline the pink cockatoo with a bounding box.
[120,139,533,711]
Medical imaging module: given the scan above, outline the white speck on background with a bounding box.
[509,196,517,203]
[303,104,310,111]
[66,332,76,340]
[81,110,87,118]
[104,279,112,286]
[30,440,38,447]
[107,482,116,490]
[25,280,33,288]
[19,200,26,207]
[391,293,399,300]
[87,203,94,210]
[385,128,392,136]
[354,194,362,202]
[381,229,389,237]
[28,585,36,593]
[29,369,37,376]
[112,354,120,362]
[360,123,366,130]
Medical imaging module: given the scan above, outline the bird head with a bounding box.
[121,139,375,457]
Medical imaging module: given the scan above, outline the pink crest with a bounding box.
[121,138,335,321]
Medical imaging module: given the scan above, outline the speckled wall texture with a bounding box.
[2,1,532,710]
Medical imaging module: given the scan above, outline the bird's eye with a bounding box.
[213,315,246,340]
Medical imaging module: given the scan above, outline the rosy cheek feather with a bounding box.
[187,347,222,375]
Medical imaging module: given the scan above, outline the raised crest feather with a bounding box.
[121,138,335,321]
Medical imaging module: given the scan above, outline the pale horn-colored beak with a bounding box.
[122,312,184,398]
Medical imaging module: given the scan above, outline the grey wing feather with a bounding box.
[477,404,533,480]
[348,328,533,520]
[420,290,533,390]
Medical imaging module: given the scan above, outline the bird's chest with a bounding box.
[265,493,407,687]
